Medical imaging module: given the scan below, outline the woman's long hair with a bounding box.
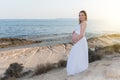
[79,10,87,24]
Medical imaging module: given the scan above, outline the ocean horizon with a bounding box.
[0,19,120,39]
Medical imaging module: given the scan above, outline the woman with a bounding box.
[66,10,89,78]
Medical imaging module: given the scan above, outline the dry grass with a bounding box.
[32,60,67,76]
[1,76,16,80]
[96,44,120,55]
[0,63,32,80]
[89,48,102,63]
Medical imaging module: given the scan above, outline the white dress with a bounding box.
[66,24,88,76]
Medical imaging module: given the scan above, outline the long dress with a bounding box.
[66,24,89,76]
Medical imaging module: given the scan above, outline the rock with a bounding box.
[17,54,120,80]
[0,34,120,80]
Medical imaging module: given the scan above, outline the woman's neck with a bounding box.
[81,20,86,23]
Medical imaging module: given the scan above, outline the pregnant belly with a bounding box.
[72,32,79,39]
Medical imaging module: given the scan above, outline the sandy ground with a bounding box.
[0,34,120,80]
[19,54,120,80]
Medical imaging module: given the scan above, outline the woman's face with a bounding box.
[79,12,86,22]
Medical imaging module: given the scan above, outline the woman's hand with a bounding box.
[72,32,79,44]
[72,31,75,35]
[71,21,87,44]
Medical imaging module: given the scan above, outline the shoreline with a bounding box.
[0,33,120,51]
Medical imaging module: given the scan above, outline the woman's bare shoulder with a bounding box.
[81,21,87,27]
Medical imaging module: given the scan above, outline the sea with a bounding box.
[0,19,120,39]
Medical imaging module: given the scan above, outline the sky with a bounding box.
[0,0,120,22]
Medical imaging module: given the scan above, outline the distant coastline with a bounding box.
[0,33,120,51]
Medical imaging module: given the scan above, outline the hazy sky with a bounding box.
[0,0,120,21]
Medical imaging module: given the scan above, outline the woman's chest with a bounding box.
[74,26,80,34]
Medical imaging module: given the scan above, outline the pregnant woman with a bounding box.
[66,10,89,78]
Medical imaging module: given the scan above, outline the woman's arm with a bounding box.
[74,22,87,43]
[72,30,75,43]
[72,30,75,34]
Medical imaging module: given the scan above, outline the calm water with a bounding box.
[0,19,120,38]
